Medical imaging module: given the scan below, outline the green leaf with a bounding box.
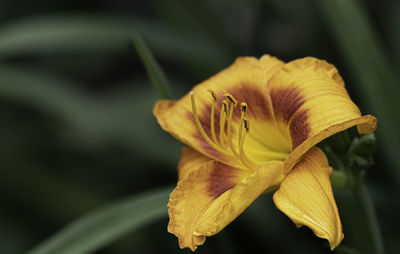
[0,14,227,69]
[26,186,173,254]
[0,162,108,220]
[0,64,89,119]
[0,65,180,166]
[317,0,400,185]
[132,34,172,99]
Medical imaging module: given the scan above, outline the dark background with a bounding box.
[0,0,399,253]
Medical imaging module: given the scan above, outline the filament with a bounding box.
[225,93,239,157]
[219,100,228,146]
[207,89,218,144]
[190,90,258,170]
[239,118,257,168]
[190,92,229,155]
[238,102,247,145]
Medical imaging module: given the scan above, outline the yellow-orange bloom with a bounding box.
[153,55,377,251]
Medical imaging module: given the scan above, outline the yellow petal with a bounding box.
[168,159,283,251]
[194,160,283,235]
[285,115,376,172]
[178,146,211,181]
[154,56,286,169]
[168,160,247,251]
[266,57,377,172]
[259,54,286,78]
[273,147,343,250]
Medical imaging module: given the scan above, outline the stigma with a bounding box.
[190,90,257,169]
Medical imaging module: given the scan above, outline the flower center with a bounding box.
[190,90,258,169]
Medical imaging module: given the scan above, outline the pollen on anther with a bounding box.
[223,100,228,113]
[207,89,217,102]
[241,102,247,113]
[224,93,237,105]
[244,118,250,132]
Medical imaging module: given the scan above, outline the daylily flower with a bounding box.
[153,55,377,251]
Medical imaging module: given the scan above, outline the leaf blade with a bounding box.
[26,186,173,254]
[0,14,227,69]
[132,34,172,99]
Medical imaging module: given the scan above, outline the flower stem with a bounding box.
[351,177,384,254]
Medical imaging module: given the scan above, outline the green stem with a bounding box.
[351,178,384,254]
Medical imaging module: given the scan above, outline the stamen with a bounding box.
[190,91,258,170]
[244,118,250,132]
[219,100,228,146]
[241,102,247,113]
[225,94,239,157]
[207,89,217,102]
[190,92,229,155]
[239,117,257,168]
[223,101,228,113]
[238,105,256,168]
[238,103,246,148]
[224,92,237,105]
[208,89,218,144]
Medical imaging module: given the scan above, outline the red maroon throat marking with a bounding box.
[270,87,310,150]
[290,109,310,150]
[227,85,272,120]
[207,163,236,198]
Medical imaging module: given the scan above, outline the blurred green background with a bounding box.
[0,0,399,254]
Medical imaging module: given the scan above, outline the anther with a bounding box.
[244,118,250,132]
[241,102,247,114]
[207,89,217,102]
[224,93,237,105]
[222,100,228,113]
